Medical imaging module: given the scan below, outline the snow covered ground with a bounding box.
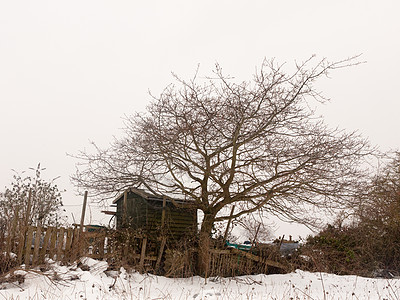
[1,258,400,299]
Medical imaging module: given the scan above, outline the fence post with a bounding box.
[139,237,147,271]
[155,237,167,271]
[80,191,88,233]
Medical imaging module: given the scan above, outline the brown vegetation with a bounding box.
[291,152,400,278]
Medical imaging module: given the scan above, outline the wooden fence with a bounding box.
[1,225,167,273]
[1,224,287,276]
[209,247,287,277]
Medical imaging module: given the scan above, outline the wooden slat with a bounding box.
[155,237,167,271]
[168,212,195,219]
[228,248,287,270]
[24,226,34,265]
[17,226,26,265]
[32,226,42,265]
[49,227,58,260]
[148,213,195,221]
[56,227,65,261]
[210,249,232,254]
[101,210,116,215]
[6,208,19,254]
[167,219,196,224]
[98,233,105,257]
[71,227,80,261]
[40,227,53,263]
[64,228,73,262]
[66,228,73,251]
[139,237,147,270]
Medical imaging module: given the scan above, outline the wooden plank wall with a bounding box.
[118,194,197,241]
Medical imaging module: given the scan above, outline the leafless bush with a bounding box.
[0,253,18,276]
[293,222,400,278]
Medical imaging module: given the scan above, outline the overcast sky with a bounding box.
[1,0,399,237]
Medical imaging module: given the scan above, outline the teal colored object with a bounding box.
[226,241,251,251]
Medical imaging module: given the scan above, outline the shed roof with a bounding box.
[112,187,193,206]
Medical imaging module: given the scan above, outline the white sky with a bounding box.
[1,0,399,237]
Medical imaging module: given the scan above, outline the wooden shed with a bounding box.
[111,188,197,239]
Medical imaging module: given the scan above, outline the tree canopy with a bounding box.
[74,56,370,222]
[73,56,372,274]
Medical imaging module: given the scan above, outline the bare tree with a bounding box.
[234,213,273,244]
[72,56,372,274]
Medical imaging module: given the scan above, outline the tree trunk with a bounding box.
[197,213,215,276]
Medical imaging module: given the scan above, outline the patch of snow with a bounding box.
[79,256,109,276]
[2,252,17,259]
[1,259,400,299]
